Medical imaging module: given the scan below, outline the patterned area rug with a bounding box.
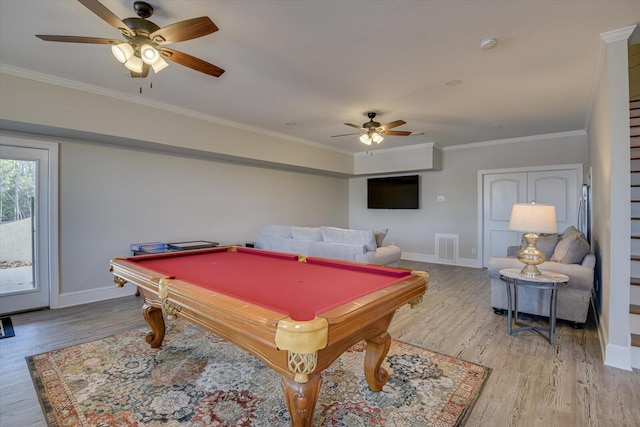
[27,320,490,426]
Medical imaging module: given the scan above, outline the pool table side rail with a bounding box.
[110,259,292,372]
[316,274,428,370]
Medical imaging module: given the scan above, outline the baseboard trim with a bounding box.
[594,298,608,368]
[58,284,137,308]
[594,297,633,371]
[401,252,482,269]
[631,345,640,369]
[604,343,633,371]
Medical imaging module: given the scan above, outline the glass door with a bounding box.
[0,144,51,314]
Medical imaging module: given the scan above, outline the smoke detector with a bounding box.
[480,37,497,50]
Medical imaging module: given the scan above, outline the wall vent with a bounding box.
[436,233,458,263]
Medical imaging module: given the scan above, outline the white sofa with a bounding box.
[254,224,402,265]
[488,226,595,326]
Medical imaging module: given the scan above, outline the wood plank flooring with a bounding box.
[1,261,639,426]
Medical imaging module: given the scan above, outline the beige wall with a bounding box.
[0,70,592,309]
[1,72,352,304]
[349,132,588,266]
[0,72,353,176]
[589,47,613,342]
[55,138,348,296]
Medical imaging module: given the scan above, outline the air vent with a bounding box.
[436,233,458,263]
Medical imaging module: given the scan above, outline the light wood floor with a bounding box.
[1,261,639,426]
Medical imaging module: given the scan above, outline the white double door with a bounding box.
[482,164,582,267]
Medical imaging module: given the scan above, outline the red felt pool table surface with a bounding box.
[124,247,411,321]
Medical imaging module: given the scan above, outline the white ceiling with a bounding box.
[1,0,639,154]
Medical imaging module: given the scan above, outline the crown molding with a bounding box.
[441,130,586,151]
[0,64,352,156]
[0,64,591,159]
[600,25,637,44]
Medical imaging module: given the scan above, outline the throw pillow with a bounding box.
[374,229,388,247]
[260,224,292,239]
[291,226,322,241]
[321,227,377,251]
[561,225,582,238]
[550,228,590,264]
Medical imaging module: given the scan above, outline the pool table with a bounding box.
[110,246,428,426]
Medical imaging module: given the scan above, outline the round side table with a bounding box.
[499,268,569,345]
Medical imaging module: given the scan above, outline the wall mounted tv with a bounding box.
[367,175,420,209]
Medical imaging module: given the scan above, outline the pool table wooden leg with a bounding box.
[142,303,165,348]
[364,331,391,391]
[280,373,322,427]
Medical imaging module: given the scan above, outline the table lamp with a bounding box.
[508,202,557,278]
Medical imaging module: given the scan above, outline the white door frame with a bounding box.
[0,134,59,312]
[477,163,583,268]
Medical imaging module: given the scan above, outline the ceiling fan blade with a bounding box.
[77,0,134,38]
[130,63,150,78]
[150,17,218,45]
[159,48,225,77]
[344,123,364,130]
[331,132,362,137]
[383,130,412,136]
[36,35,120,44]
[379,120,406,130]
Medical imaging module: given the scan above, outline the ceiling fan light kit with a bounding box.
[36,0,225,79]
[359,132,384,145]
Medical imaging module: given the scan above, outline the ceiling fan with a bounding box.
[36,0,224,78]
[332,112,412,145]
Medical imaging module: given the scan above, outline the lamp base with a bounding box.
[516,233,546,278]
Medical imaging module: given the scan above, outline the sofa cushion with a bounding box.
[321,227,377,251]
[291,226,322,241]
[374,229,388,247]
[260,224,292,239]
[550,227,590,264]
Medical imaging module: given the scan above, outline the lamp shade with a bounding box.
[151,57,169,73]
[141,44,160,65]
[359,134,372,145]
[372,132,384,144]
[111,43,134,63]
[124,55,144,73]
[509,203,557,233]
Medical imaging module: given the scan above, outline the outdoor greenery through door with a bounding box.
[0,159,36,295]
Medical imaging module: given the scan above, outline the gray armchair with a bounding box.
[487,227,595,327]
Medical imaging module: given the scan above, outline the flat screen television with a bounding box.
[367,175,419,209]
